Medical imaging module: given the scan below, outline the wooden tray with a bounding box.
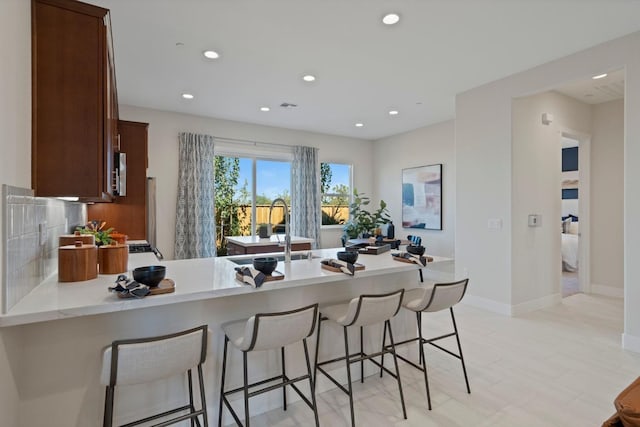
[392,255,433,264]
[117,278,175,298]
[321,262,365,273]
[358,244,390,255]
[236,271,285,282]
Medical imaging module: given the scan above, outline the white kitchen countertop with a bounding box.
[225,235,315,246]
[0,248,452,327]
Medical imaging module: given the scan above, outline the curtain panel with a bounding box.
[174,132,216,259]
[291,146,321,248]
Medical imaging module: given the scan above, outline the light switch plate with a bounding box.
[38,222,47,246]
[488,218,503,231]
[528,214,542,227]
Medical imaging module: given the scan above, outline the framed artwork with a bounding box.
[402,164,442,230]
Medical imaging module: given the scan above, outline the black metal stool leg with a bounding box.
[281,346,287,410]
[188,369,196,427]
[417,312,432,410]
[387,320,407,419]
[313,314,323,388]
[303,338,320,427]
[218,336,229,427]
[243,352,250,427]
[451,307,471,393]
[198,364,208,427]
[343,326,356,427]
[360,326,364,383]
[103,385,114,427]
[379,320,387,378]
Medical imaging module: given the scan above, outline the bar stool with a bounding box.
[383,278,470,410]
[314,290,407,427]
[100,325,209,427]
[218,304,319,427]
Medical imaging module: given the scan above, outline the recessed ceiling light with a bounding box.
[260,106,270,112]
[382,13,400,25]
[592,73,607,80]
[355,123,364,127]
[203,50,220,59]
[302,74,316,82]
[182,93,194,99]
[388,110,399,116]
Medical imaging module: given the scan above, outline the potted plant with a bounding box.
[342,190,391,239]
[76,221,114,246]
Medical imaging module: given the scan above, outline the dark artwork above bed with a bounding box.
[562,188,579,199]
[562,147,579,172]
[562,214,579,221]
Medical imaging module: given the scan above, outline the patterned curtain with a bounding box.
[291,146,321,248]
[174,132,216,259]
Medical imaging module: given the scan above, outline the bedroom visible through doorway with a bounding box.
[561,137,580,297]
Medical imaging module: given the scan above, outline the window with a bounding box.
[214,154,291,254]
[321,162,352,226]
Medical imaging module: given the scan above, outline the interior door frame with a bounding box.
[559,129,591,294]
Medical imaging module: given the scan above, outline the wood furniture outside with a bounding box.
[32,0,118,201]
[227,241,312,256]
[88,120,148,239]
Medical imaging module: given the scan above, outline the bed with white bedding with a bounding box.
[561,219,579,271]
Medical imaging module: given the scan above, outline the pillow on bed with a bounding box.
[562,218,572,234]
[568,221,579,235]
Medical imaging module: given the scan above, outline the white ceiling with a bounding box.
[555,68,625,105]
[94,0,640,141]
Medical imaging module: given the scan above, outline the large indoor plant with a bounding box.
[342,190,391,239]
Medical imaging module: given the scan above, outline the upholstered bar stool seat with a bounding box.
[100,325,209,427]
[314,290,407,427]
[385,278,470,410]
[218,304,319,427]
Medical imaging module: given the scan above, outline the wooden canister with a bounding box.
[98,244,129,275]
[58,244,98,282]
[59,234,95,246]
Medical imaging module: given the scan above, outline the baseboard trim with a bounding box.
[622,333,640,354]
[591,283,624,298]
[511,293,562,316]
[461,294,512,316]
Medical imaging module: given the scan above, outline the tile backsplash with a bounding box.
[2,185,86,313]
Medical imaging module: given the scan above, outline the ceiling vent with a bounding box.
[280,102,298,108]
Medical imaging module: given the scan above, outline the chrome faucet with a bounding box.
[269,198,291,263]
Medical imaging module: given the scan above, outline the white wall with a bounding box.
[455,31,640,351]
[0,0,31,424]
[511,91,591,311]
[119,105,374,257]
[373,120,455,258]
[591,99,624,294]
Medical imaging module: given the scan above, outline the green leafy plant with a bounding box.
[76,221,114,246]
[342,189,390,239]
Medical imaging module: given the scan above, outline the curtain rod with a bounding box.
[212,135,296,150]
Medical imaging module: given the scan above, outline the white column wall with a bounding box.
[455,31,640,351]
[511,91,591,312]
[119,105,374,256]
[373,120,455,258]
[0,0,32,425]
[591,99,624,295]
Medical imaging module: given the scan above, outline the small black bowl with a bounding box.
[253,257,278,275]
[133,265,166,287]
[406,245,426,256]
[337,251,359,264]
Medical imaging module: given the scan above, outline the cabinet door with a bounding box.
[32,0,114,201]
[88,121,148,239]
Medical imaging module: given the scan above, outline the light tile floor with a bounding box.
[248,293,639,426]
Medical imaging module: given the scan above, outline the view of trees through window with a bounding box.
[214,155,291,255]
[321,162,351,226]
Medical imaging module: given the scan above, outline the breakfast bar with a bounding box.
[0,248,456,426]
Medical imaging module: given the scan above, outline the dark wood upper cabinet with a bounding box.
[32,0,118,201]
[87,120,149,240]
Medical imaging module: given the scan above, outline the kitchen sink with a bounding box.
[228,253,319,265]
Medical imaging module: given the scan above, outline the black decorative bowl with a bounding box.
[337,251,359,264]
[406,245,426,256]
[133,265,166,287]
[253,257,278,275]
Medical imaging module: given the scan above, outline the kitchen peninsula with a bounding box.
[0,249,455,426]
[225,235,314,255]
